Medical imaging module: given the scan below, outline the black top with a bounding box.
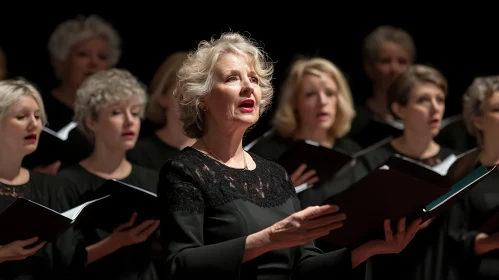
[0,171,86,280]
[435,115,477,153]
[57,164,160,280]
[127,133,181,171]
[347,104,403,149]
[360,142,456,280]
[158,147,366,280]
[447,164,499,280]
[42,93,74,132]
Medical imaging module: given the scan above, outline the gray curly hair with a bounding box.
[74,68,147,142]
[174,32,274,139]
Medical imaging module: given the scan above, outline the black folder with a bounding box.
[0,195,109,245]
[82,179,158,232]
[476,207,499,234]
[22,127,67,168]
[277,140,358,188]
[319,148,496,248]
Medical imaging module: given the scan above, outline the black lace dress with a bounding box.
[158,147,365,280]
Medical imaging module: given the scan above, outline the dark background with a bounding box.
[1,8,498,144]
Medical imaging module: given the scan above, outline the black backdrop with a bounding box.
[1,8,498,144]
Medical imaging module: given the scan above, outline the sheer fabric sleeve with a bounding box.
[158,159,247,279]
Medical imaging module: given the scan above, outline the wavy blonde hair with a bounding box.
[272,57,355,139]
[174,32,274,139]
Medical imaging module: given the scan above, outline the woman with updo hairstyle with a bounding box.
[249,57,367,209]
[158,32,421,280]
[361,64,457,280]
[447,76,499,280]
[57,68,160,280]
[127,51,195,171]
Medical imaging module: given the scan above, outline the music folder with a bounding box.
[319,149,496,249]
[0,195,109,245]
[22,125,74,168]
[277,140,357,188]
[82,179,158,232]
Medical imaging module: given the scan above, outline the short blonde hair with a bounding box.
[363,25,416,64]
[74,68,147,142]
[48,15,121,78]
[462,75,499,146]
[145,51,188,125]
[175,32,274,139]
[273,57,355,139]
[0,79,47,126]
[387,64,447,119]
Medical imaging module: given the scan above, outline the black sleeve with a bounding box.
[158,160,247,279]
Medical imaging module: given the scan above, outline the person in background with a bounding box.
[158,31,422,280]
[0,47,7,81]
[447,75,499,280]
[57,69,160,280]
[127,51,196,171]
[248,57,366,209]
[348,25,415,148]
[360,64,456,280]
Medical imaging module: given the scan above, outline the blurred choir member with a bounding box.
[448,76,499,280]
[57,69,160,280]
[127,51,195,170]
[349,25,415,148]
[248,57,367,208]
[360,64,455,280]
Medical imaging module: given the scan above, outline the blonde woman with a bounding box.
[127,51,195,170]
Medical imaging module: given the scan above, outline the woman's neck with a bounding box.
[479,137,499,166]
[52,83,78,110]
[194,120,250,169]
[391,131,438,160]
[0,151,28,185]
[155,120,195,150]
[367,90,393,121]
[294,128,335,149]
[80,142,131,180]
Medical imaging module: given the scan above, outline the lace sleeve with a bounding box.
[158,159,247,279]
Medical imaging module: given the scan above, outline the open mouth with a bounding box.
[122,132,135,138]
[239,99,254,108]
[25,134,37,141]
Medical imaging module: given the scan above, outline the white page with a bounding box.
[295,183,311,194]
[61,195,110,220]
[431,154,457,176]
[112,180,157,197]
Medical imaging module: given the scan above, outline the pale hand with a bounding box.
[290,164,319,187]
[268,205,345,250]
[363,217,421,255]
[418,218,434,230]
[109,212,160,249]
[0,237,46,263]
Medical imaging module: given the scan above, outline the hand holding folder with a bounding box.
[319,148,496,248]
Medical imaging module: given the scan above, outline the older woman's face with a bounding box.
[474,91,499,143]
[295,73,338,134]
[58,35,112,88]
[87,99,142,151]
[393,83,445,138]
[204,53,261,129]
[366,41,411,92]
[0,95,42,157]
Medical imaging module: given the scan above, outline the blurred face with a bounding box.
[204,53,261,129]
[392,83,445,138]
[0,95,42,157]
[58,36,112,88]
[366,41,411,92]
[87,99,142,151]
[473,91,499,144]
[295,73,338,135]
